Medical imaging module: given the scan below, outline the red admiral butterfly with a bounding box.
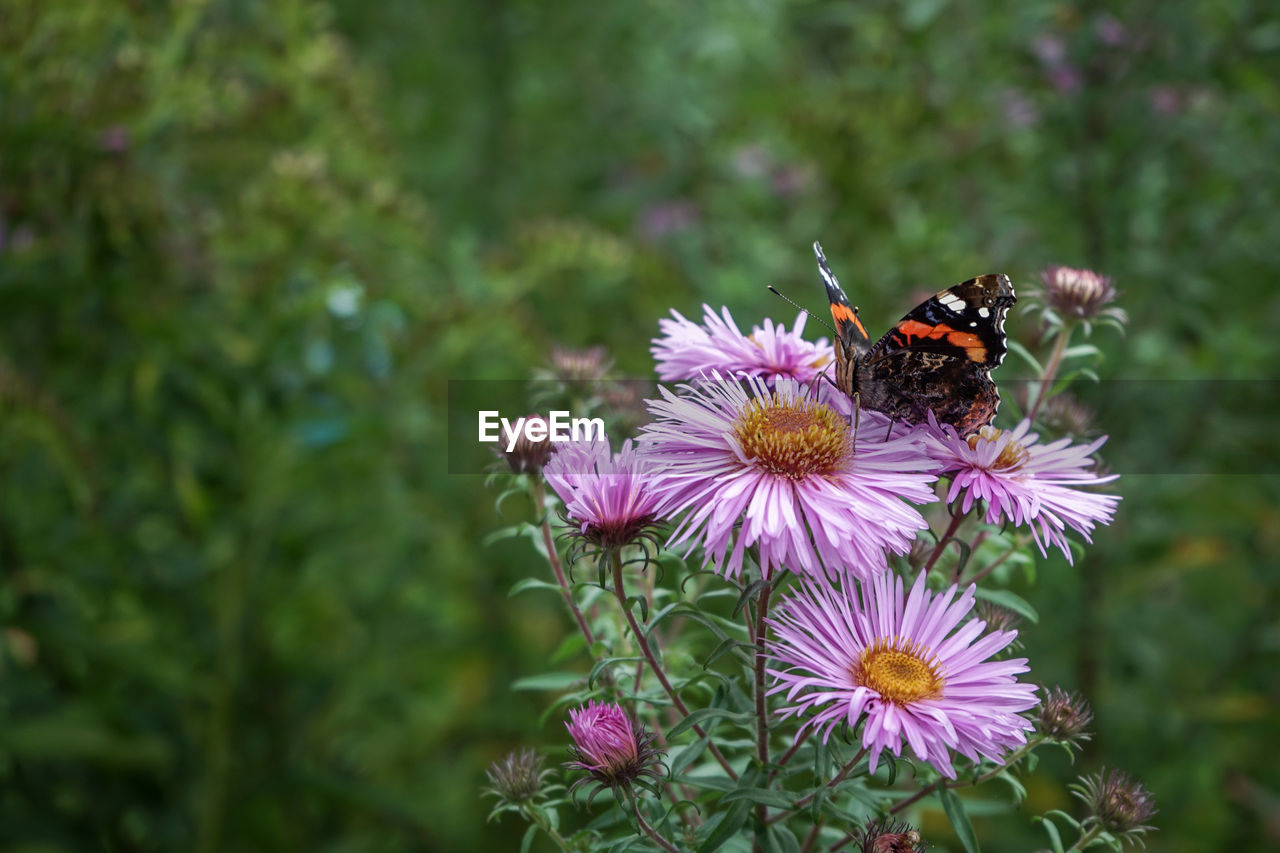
[814,242,1015,438]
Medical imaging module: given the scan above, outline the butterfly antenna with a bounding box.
[766,285,838,336]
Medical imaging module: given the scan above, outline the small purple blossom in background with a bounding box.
[921,417,1120,564]
[636,199,698,241]
[1031,265,1128,329]
[1001,88,1041,128]
[564,701,664,800]
[543,438,663,552]
[1094,13,1128,47]
[1031,34,1067,66]
[640,378,935,581]
[98,125,130,155]
[767,571,1039,779]
[652,304,833,385]
[1149,84,1183,116]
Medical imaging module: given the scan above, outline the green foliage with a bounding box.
[2,0,1277,850]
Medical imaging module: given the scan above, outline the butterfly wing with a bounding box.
[859,274,1016,436]
[813,242,871,395]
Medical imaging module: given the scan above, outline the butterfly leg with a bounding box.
[851,391,861,456]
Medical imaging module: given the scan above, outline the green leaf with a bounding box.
[511,672,583,691]
[520,823,538,853]
[1007,340,1043,374]
[697,798,752,852]
[939,788,980,853]
[703,636,753,667]
[759,823,801,853]
[1032,814,1065,853]
[508,577,565,598]
[973,587,1039,623]
[996,768,1027,803]
[667,707,753,739]
[550,632,587,664]
[669,737,709,776]
[1062,343,1102,360]
[720,787,795,810]
[617,592,646,623]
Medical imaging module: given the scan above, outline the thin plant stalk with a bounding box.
[610,551,739,781]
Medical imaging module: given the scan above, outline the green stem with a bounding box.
[630,792,681,853]
[752,576,774,830]
[610,552,739,781]
[521,803,572,852]
[1066,823,1104,851]
[964,538,1023,585]
[1028,324,1073,422]
[531,479,598,648]
[799,821,823,853]
[921,508,966,579]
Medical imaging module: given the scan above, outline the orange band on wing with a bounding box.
[895,320,988,362]
[830,303,869,338]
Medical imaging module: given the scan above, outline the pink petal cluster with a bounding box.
[565,700,640,773]
[652,305,833,385]
[639,377,935,580]
[920,416,1120,563]
[543,437,663,549]
[767,571,1040,778]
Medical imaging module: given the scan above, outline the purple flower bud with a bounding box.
[1073,768,1158,842]
[1038,686,1094,746]
[483,747,548,803]
[564,701,665,802]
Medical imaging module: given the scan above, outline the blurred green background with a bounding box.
[2,1,1277,850]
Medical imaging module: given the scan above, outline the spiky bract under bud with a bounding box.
[1039,686,1094,746]
[854,817,927,853]
[483,747,548,804]
[564,701,665,804]
[1073,767,1158,844]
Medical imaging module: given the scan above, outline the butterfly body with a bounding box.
[815,242,1015,437]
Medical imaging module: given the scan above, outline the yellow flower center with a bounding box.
[851,637,945,706]
[733,393,850,480]
[967,426,1030,472]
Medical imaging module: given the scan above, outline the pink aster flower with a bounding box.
[921,416,1120,563]
[639,377,936,581]
[652,304,834,385]
[564,701,664,801]
[543,437,663,553]
[767,570,1039,779]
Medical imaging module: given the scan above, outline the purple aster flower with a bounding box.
[921,416,1120,563]
[564,701,665,802]
[651,304,834,385]
[639,377,935,581]
[543,437,663,553]
[767,570,1039,779]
